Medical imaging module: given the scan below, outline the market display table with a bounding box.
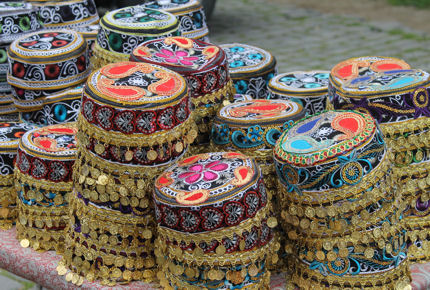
[0,227,429,289]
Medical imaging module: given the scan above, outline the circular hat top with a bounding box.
[329,56,410,88]
[0,122,37,152]
[269,70,329,97]
[19,123,77,160]
[143,0,200,10]
[131,36,224,74]
[85,61,188,109]
[217,99,304,125]
[338,69,430,98]
[274,110,376,167]
[101,6,179,35]
[220,43,276,78]
[154,152,261,208]
[8,30,86,61]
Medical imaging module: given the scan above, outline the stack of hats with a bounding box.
[211,99,305,197]
[92,5,180,70]
[330,58,430,262]
[27,0,99,30]
[268,70,330,116]
[59,61,197,286]
[221,43,276,99]
[72,24,100,57]
[14,123,77,253]
[142,0,210,41]
[211,99,305,271]
[273,110,410,289]
[7,30,90,125]
[0,122,37,229]
[0,2,44,121]
[130,36,235,153]
[153,151,279,289]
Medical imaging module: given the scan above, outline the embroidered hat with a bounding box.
[268,70,330,116]
[131,36,234,151]
[331,65,430,263]
[0,2,44,44]
[221,43,276,99]
[60,61,197,285]
[328,56,411,98]
[273,110,410,288]
[154,152,278,289]
[15,123,77,252]
[212,99,305,159]
[0,121,37,229]
[92,6,180,69]
[142,0,209,41]
[7,30,90,101]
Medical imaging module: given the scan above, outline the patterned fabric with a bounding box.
[18,87,82,125]
[16,124,77,182]
[97,6,179,55]
[7,30,90,94]
[0,122,36,176]
[154,152,263,232]
[142,0,209,40]
[212,99,305,151]
[331,69,430,124]
[221,43,276,99]
[274,110,384,192]
[83,62,189,132]
[329,56,411,98]
[0,2,43,44]
[268,70,329,116]
[131,37,229,99]
[35,0,99,30]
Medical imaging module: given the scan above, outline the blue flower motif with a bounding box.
[230,60,245,68]
[234,80,248,94]
[248,53,263,60]
[280,76,296,83]
[314,73,329,79]
[246,125,263,143]
[211,124,230,145]
[229,46,244,53]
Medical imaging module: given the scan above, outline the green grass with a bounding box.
[0,270,35,290]
[388,0,430,8]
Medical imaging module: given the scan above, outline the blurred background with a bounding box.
[2,0,430,289]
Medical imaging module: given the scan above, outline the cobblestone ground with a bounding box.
[209,0,430,73]
[2,0,430,289]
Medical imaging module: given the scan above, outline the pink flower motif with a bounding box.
[155,48,199,66]
[178,160,228,184]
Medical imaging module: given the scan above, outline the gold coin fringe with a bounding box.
[387,120,430,263]
[190,80,235,154]
[59,193,157,285]
[90,42,129,71]
[0,177,17,230]
[288,255,411,290]
[15,170,70,253]
[276,148,412,288]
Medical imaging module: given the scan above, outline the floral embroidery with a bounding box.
[178,160,228,184]
[155,48,199,66]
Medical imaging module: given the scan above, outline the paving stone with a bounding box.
[209,0,430,72]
